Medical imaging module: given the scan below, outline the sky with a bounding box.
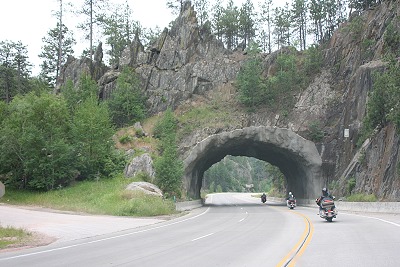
[0,0,281,76]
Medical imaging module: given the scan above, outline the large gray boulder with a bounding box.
[125,182,163,197]
[124,153,155,179]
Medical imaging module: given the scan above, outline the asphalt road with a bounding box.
[1,193,400,267]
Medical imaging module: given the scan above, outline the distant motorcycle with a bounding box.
[317,197,337,222]
[287,199,296,209]
[261,194,267,203]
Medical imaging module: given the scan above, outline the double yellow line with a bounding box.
[275,210,314,267]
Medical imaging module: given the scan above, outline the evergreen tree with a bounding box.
[349,0,380,11]
[71,95,114,179]
[0,40,32,102]
[154,108,184,198]
[291,0,308,50]
[239,0,257,49]
[76,0,109,60]
[107,67,146,127]
[98,1,138,66]
[308,0,325,43]
[193,0,210,26]
[211,2,224,41]
[259,0,273,53]
[273,4,292,48]
[166,0,184,15]
[61,73,98,111]
[221,0,240,50]
[236,42,264,107]
[39,23,75,86]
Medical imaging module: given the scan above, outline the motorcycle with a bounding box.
[317,197,337,222]
[287,199,296,209]
[261,194,267,203]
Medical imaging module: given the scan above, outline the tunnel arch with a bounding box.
[183,126,323,200]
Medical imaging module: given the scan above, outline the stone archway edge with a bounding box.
[184,126,322,167]
[183,126,323,199]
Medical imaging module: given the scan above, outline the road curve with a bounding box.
[1,193,399,267]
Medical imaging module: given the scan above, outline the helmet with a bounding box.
[322,187,327,194]
[289,192,292,196]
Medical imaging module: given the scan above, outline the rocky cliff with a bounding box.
[59,1,400,200]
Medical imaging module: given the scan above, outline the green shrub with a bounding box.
[308,121,324,142]
[119,134,132,144]
[384,21,400,56]
[347,177,356,195]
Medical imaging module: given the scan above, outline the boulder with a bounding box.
[125,182,163,197]
[124,153,155,179]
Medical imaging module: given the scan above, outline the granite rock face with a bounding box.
[105,1,243,114]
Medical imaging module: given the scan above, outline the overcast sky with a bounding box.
[0,0,283,75]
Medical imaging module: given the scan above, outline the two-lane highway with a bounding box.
[1,193,399,267]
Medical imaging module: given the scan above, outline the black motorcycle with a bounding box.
[287,199,296,209]
[261,194,267,203]
[317,197,337,222]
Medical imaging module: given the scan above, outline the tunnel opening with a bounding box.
[183,126,322,200]
[202,155,288,197]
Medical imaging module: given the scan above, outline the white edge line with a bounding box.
[341,212,400,227]
[0,207,211,261]
[191,233,214,242]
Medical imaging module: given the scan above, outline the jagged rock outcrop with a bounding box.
[57,43,109,94]
[101,1,244,114]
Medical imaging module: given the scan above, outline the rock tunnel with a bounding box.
[183,126,323,200]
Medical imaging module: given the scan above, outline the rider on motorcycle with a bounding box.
[316,188,335,210]
[261,192,267,202]
[286,192,296,206]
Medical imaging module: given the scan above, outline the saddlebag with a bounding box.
[321,199,335,209]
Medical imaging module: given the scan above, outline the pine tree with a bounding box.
[0,40,32,102]
[259,0,273,53]
[98,1,138,66]
[239,0,257,49]
[221,0,240,50]
[291,0,308,50]
[76,0,109,60]
[39,23,75,86]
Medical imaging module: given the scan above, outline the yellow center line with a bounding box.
[275,210,314,267]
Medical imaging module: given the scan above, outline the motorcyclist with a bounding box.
[316,187,335,210]
[261,193,267,203]
[286,192,296,206]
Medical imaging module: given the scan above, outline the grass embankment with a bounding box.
[0,175,178,249]
[0,175,176,217]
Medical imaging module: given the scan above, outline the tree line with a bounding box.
[1,0,384,95]
[0,66,151,191]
